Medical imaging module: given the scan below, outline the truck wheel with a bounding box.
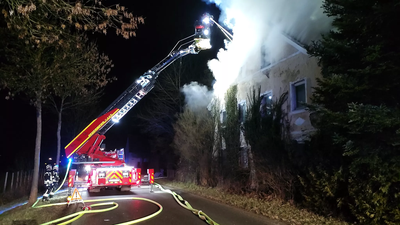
[121,185,131,192]
[88,187,100,193]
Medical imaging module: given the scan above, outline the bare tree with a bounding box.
[0,0,141,205]
[0,30,60,205]
[172,107,217,185]
[136,57,213,168]
[48,37,113,167]
[1,0,143,44]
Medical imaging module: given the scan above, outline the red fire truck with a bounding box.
[65,14,213,192]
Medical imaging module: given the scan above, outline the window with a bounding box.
[260,46,271,69]
[220,110,227,125]
[260,92,272,117]
[291,79,307,111]
[238,101,246,123]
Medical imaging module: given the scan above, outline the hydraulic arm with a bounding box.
[64,14,213,164]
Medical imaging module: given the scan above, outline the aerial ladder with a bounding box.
[64,14,213,192]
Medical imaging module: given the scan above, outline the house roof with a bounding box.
[259,33,308,76]
[280,33,308,55]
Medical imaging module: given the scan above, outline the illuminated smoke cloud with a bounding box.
[203,0,332,101]
[181,82,213,113]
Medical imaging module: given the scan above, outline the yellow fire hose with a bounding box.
[34,197,163,225]
[32,160,163,225]
[155,183,220,225]
[30,160,219,225]
[32,159,73,208]
[54,159,73,193]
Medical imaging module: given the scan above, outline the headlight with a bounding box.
[202,17,210,24]
[123,171,129,178]
[98,172,106,178]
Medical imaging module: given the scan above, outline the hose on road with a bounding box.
[30,163,217,225]
[40,201,118,225]
[31,160,163,225]
[33,197,163,225]
[155,183,220,225]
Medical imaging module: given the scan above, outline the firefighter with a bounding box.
[50,164,60,198]
[194,20,205,39]
[43,164,53,201]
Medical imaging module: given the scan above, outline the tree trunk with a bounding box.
[248,146,258,190]
[28,99,42,205]
[56,102,63,167]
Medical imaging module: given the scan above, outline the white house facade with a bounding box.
[236,35,321,143]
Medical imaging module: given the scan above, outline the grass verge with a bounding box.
[0,193,79,225]
[156,179,349,225]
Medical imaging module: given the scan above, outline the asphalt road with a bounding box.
[71,185,287,225]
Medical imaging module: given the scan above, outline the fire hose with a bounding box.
[54,159,72,193]
[31,161,163,225]
[155,183,220,225]
[30,160,218,225]
[31,159,72,208]
[34,197,163,225]
[33,185,219,225]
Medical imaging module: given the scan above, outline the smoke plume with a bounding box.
[204,0,332,100]
[181,82,214,114]
[181,0,332,110]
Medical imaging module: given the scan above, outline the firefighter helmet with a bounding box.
[46,164,53,171]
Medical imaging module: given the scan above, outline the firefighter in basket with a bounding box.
[43,164,53,201]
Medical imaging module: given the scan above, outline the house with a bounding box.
[215,33,322,169]
[235,34,321,144]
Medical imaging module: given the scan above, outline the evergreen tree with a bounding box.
[223,85,240,179]
[244,88,292,199]
[306,0,400,223]
[309,0,400,110]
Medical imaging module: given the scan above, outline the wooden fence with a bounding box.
[0,170,45,195]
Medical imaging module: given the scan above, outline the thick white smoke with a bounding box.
[204,0,332,101]
[181,0,332,110]
[181,82,214,114]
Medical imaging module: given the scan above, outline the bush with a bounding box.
[244,88,295,200]
[306,0,400,223]
[172,107,218,186]
[298,168,344,218]
[299,104,400,224]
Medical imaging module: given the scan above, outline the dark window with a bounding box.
[291,79,307,111]
[295,83,306,110]
[261,93,272,117]
[261,47,271,69]
[221,110,227,125]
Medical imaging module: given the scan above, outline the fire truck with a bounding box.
[64,14,213,192]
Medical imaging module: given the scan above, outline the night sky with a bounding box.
[0,0,222,171]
